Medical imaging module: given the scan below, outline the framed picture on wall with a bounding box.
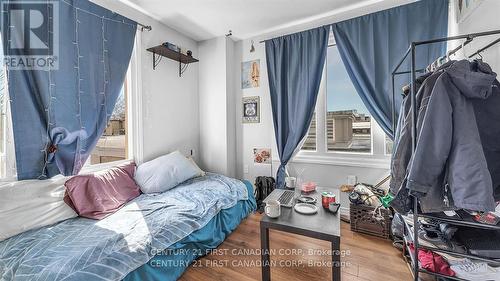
[241,59,260,89]
[253,148,271,164]
[242,96,260,123]
[456,0,484,23]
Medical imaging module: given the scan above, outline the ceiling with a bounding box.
[123,0,373,41]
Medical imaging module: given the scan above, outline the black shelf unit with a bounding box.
[391,29,500,281]
[420,211,500,231]
[146,44,198,76]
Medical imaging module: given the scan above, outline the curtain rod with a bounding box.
[61,0,152,31]
[259,25,331,43]
[138,23,152,31]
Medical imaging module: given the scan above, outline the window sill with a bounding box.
[80,159,132,174]
[278,153,390,169]
[0,159,133,184]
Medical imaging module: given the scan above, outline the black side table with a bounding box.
[260,187,341,281]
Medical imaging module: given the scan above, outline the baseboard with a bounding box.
[340,206,350,219]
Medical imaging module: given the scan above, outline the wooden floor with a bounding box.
[179,213,413,281]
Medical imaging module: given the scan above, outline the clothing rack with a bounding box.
[469,37,500,59]
[391,29,500,281]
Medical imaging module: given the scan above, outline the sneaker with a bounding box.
[418,228,452,250]
[439,223,458,241]
[450,259,500,281]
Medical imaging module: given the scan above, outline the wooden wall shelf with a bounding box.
[146,44,199,76]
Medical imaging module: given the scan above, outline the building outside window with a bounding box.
[326,46,371,153]
[301,112,316,151]
[89,83,129,165]
[0,31,133,175]
[385,135,394,155]
[301,39,392,159]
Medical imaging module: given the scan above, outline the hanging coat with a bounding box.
[389,62,453,214]
[407,60,498,212]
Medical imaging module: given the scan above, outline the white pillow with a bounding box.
[0,176,78,242]
[135,151,200,193]
[187,157,206,177]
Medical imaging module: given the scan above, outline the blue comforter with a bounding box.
[0,173,249,281]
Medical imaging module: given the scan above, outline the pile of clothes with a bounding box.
[389,59,500,214]
[396,215,500,280]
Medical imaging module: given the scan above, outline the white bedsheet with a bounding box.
[0,176,77,241]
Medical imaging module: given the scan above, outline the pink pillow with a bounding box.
[64,162,141,220]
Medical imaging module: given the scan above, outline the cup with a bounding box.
[285,177,297,188]
[265,200,281,218]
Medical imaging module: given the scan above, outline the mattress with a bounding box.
[0,173,252,281]
[123,180,256,281]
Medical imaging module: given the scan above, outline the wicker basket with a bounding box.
[350,203,392,239]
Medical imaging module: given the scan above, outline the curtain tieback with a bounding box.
[47,144,58,154]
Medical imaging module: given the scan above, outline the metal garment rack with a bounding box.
[391,29,500,281]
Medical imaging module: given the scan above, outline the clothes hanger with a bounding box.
[461,39,472,61]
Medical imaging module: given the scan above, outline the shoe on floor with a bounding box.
[450,259,500,281]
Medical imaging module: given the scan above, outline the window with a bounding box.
[0,32,13,179]
[89,80,129,165]
[299,38,391,165]
[0,39,5,157]
[326,46,371,153]
[0,30,139,180]
[302,112,316,151]
[385,136,394,155]
[0,39,5,177]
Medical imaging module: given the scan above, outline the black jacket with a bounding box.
[407,60,498,212]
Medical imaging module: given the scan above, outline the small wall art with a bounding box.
[242,96,260,123]
[241,59,260,89]
[253,148,271,164]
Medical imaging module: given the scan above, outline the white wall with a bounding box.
[234,40,274,181]
[199,37,228,174]
[91,0,200,163]
[198,37,236,177]
[233,39,389,211]
[232,0,500,212]
[226,38,237,177]
[231,2,424,211]
[449,0,500,72]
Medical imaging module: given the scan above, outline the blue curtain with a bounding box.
[332,0,448,138]
[2,0,136,180]
[265,26,329,188]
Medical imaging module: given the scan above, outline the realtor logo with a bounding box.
[1,1,59,70]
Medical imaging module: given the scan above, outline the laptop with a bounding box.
[263,189,295,208]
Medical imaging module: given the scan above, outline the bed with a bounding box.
[0,173,256,281]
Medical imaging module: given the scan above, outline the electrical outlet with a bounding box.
[347,175,357,186]
[244,165,249,174]
[190,149,195,157]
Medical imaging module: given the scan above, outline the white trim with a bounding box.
[340,206,350,218]
[296,43,391,169]
[247,0,418,40]
[245,0,385,39]
[114,0,163,23]
[277,153,390,169]
[79,159,131,174]
[0,159,132,185]
[129,31,144,164]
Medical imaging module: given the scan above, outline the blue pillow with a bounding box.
[135,151,200,193]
